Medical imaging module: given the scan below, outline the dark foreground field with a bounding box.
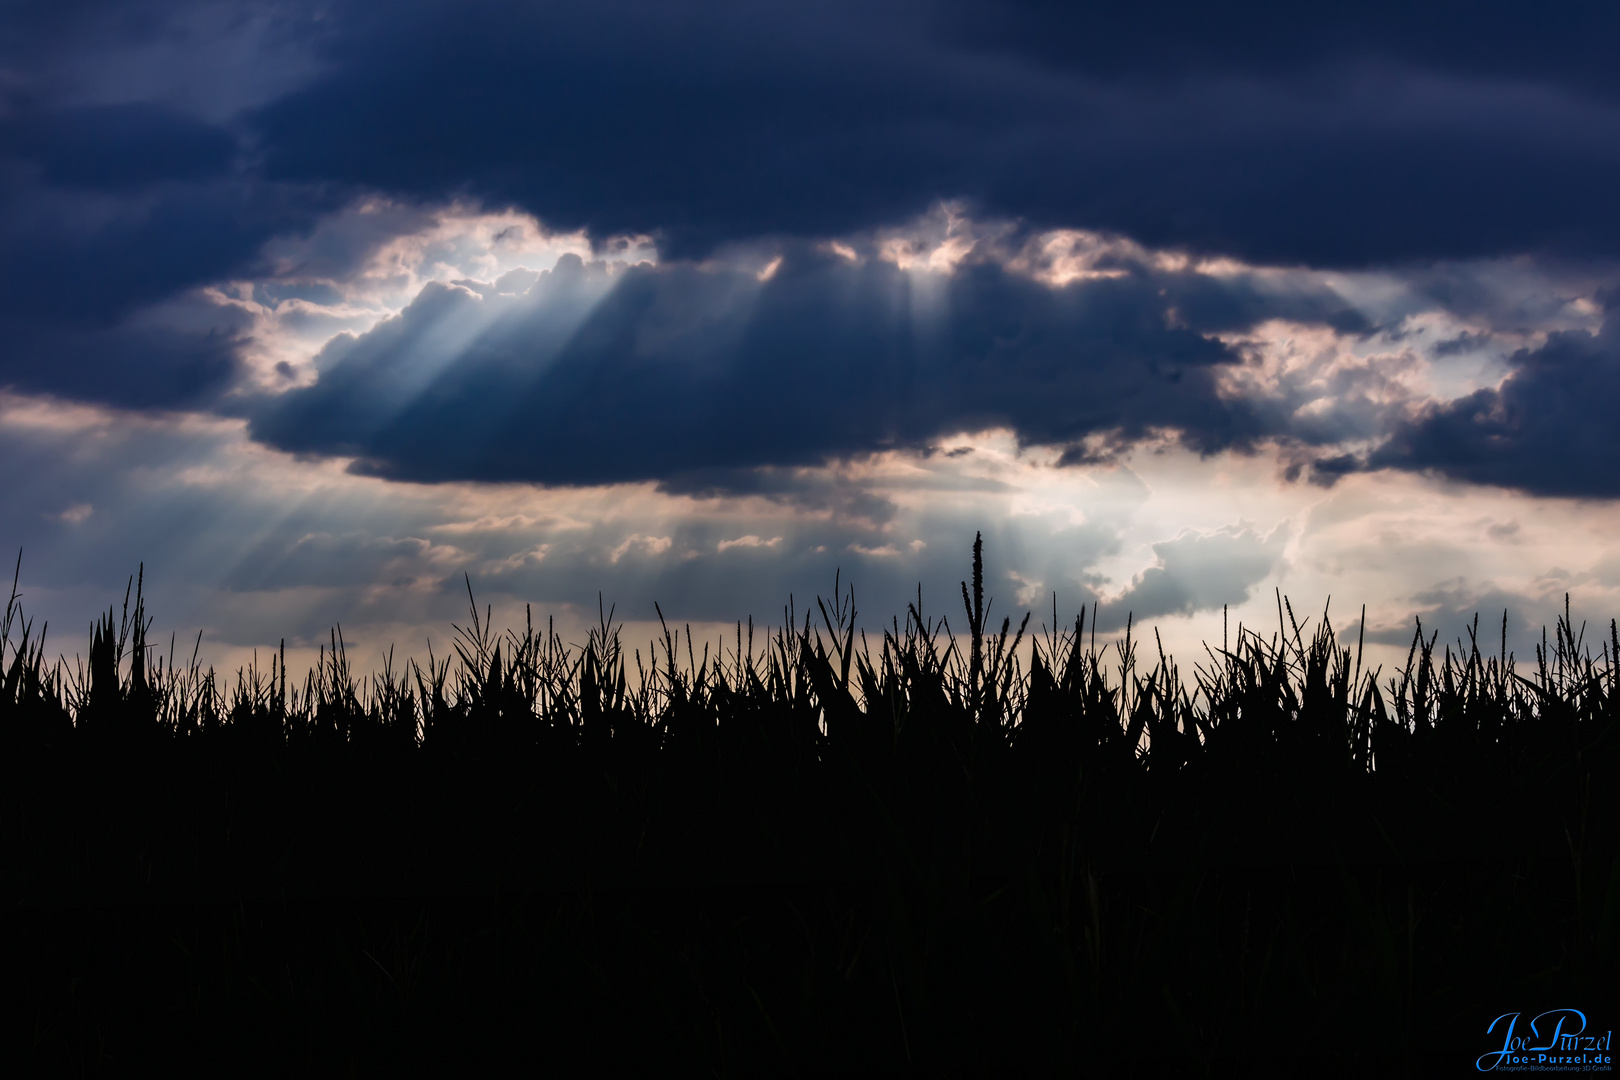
[1,541,1614,1075]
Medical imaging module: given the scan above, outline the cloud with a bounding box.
[2,0,330,124]
[608,534,672,564]
[9,0,1620,676]
[224,531,470,592]
[243,211,1620,505]
[654,466,905,527]
[2,104,238,191]
[717,535,781,552]
[1369,303,1620,497]
[1096,523,1286,629]
[248,1,1620,267]
[0,169,331,406]
[0,6,332,407]
[5,0,1619,431]
[1,293,254,408]
[1348,577,1572,657]
[250,233,1333,487]
[13,365,1620,675]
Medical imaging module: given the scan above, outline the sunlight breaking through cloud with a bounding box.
[210,201,657,394]
[1,185,1618,685]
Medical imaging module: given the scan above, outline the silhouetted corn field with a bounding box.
[1,538,1614,1074]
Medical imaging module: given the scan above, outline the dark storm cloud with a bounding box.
[1154,272,1372,338]
[1,104,237,191]
[0,170,331,404]
[932,1,1619,93]
[2,313,251,410]
[0,162,323,406]
[0,2,330,406]
[251,243,1339,486]
[251,0,1620,266]
[0,121,333,402]
[6,0,1620,494]
[1370,302,1620,497]
[0,177,301,325]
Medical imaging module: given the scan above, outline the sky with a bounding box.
[4,0,1620,679]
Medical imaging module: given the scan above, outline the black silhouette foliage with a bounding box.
[0,545,1613,1072]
